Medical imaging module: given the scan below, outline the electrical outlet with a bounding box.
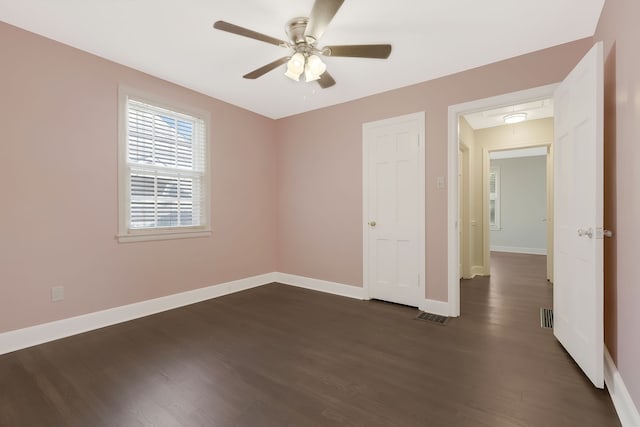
[436,176,446,190]
[51,286,64,302]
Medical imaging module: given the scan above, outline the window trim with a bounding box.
[117,86,211,243]
[489,166,501,231]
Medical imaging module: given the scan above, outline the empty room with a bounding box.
[0,0,638,425]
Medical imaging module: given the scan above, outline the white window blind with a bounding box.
[126,99,206,231]
[489,168,500,230]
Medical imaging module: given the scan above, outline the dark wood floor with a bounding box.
[0,253,620,426]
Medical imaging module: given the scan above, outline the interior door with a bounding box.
[363,113,425,307]
[553,42,604,388]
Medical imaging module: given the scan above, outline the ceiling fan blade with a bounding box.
[324,44,392,59]
[318,71,336,89]
[304,0,345,42]
[213,21,287,47]
[243,57,290,79]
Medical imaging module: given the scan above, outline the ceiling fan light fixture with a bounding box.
[503,112,527,124]
[285,52,305,81]
[213,0,392,89]
[304,54,327,82]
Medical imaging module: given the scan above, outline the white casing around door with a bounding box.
[363,113,425,307]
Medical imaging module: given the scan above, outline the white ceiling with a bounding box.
[464,98,555,130]
[0,0,605,119]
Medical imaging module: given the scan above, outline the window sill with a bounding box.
[117,228,211,243]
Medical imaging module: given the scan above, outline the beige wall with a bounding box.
[458,117,482,279]
[458,117,477,277]
[276,41,592,301]
[595,0,640,409]
[0,23,278,333]
[458,118,554,276]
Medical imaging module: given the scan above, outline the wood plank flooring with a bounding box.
[0,253,620,426]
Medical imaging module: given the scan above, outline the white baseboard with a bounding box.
[471,265,486,277]
[0,271,444,357]
[0,272,277,356]
[419,299,450,317]
[275,273,367,300]
[490,246,547,255]
[605,347,640,427]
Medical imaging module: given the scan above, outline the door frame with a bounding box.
[447,84,558,316]
[363,111,426,308]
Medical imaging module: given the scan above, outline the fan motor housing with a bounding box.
[286,17,311,45]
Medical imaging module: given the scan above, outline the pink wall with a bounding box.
[1,7,636,411]
[276,39,593,301]
[595,0,640,410]
[0,22,278,333]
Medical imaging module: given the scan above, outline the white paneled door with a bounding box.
[363,113,425,307]
[553,42,604,388]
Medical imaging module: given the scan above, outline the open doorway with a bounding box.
[447,84,558,317]
[457,98,554,279]
[447,44,604,389]
[459,117,553,280]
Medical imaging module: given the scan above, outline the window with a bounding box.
[118,88,210,242]
[489,167,500,230]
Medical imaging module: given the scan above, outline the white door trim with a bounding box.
[363,112,426,307]
[447,84,558,317]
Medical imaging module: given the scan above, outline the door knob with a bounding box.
[577,228,593,238]
[368,220,377,227]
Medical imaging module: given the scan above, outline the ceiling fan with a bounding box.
[213,0,392,88]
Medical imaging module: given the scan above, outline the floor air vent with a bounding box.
[416,312,448,325]
[540,308,553,329]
